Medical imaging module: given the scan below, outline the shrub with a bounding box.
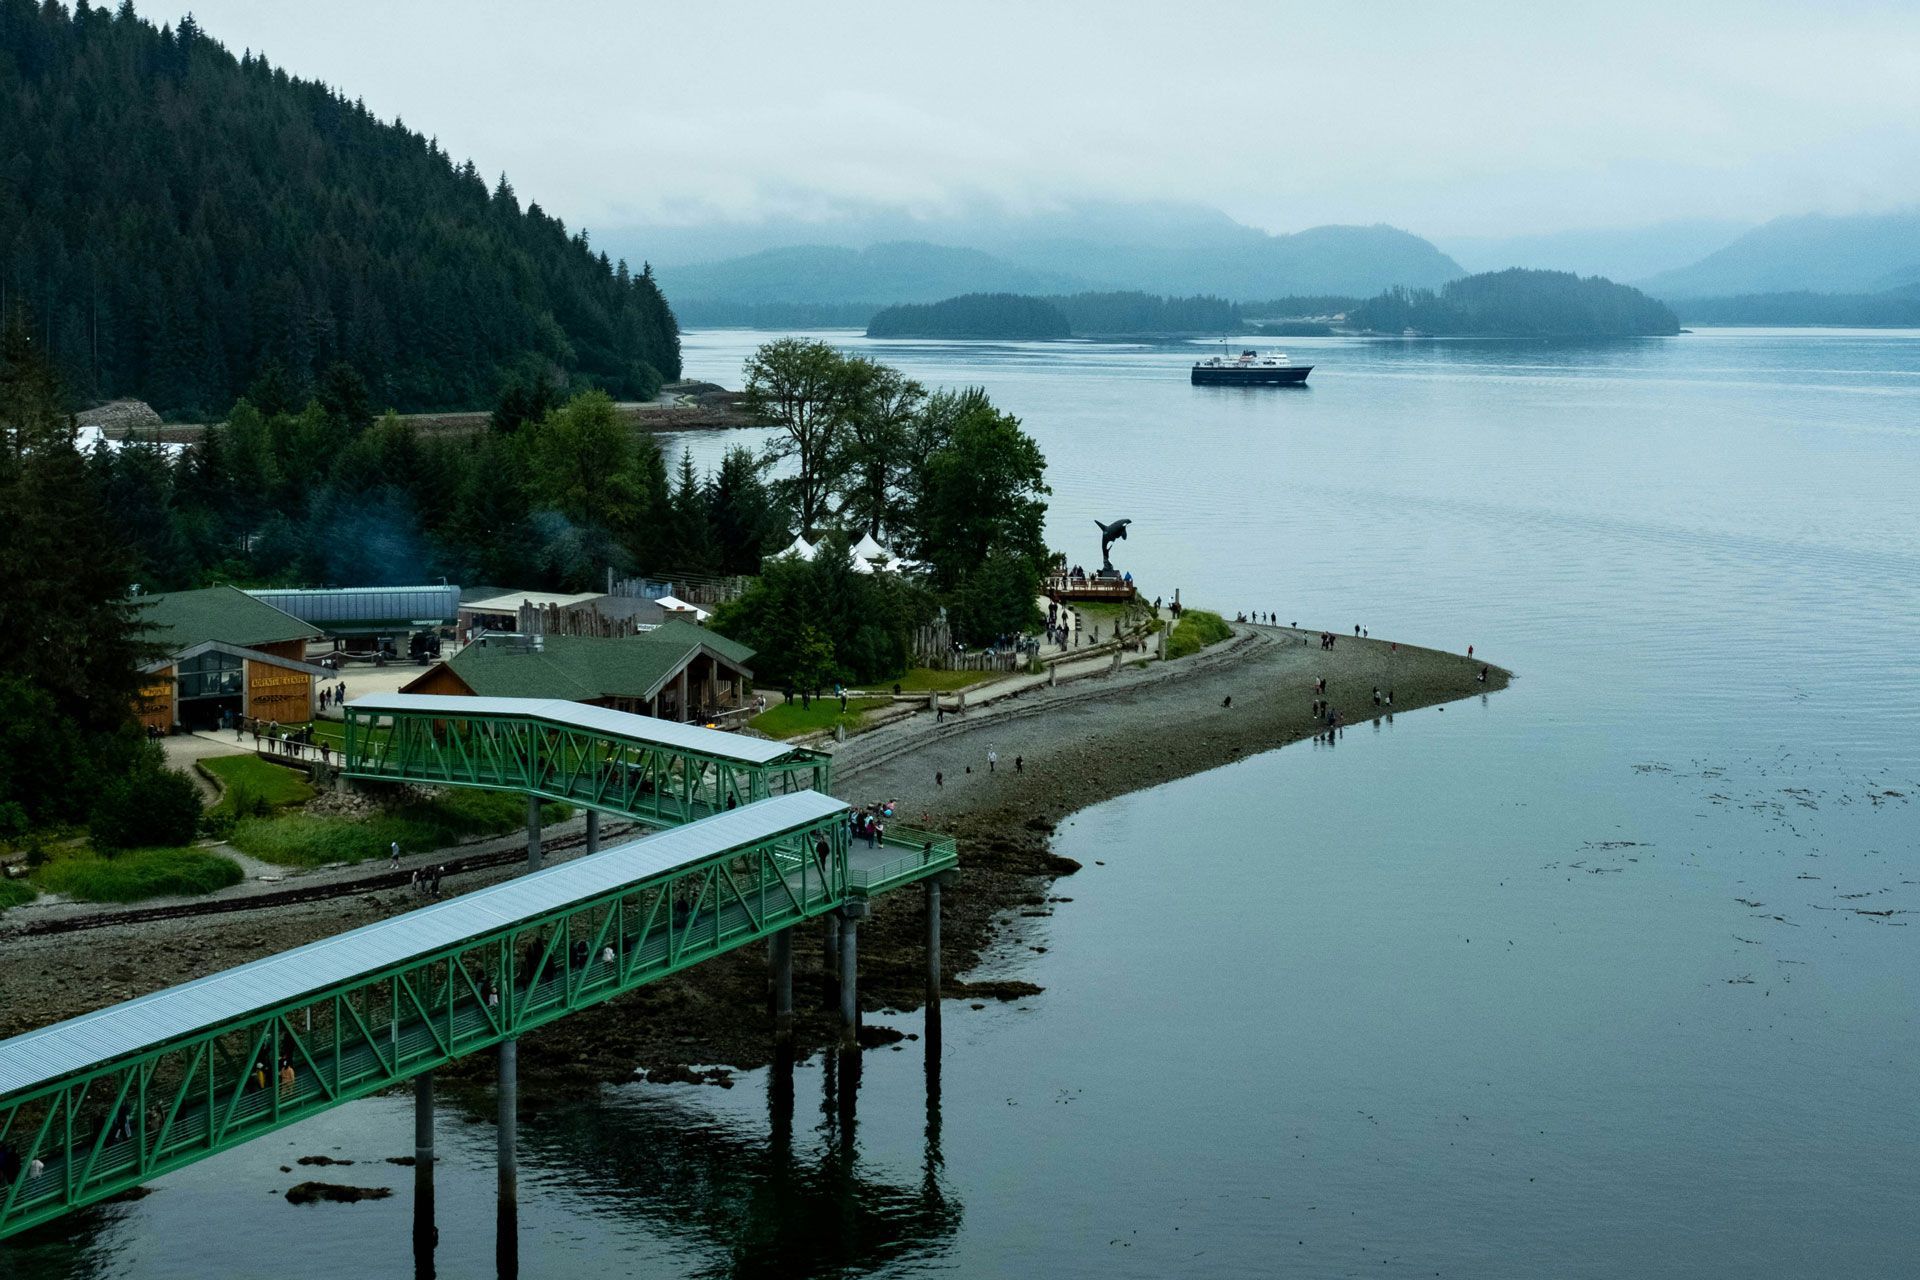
[91,752,204,850]
[1166,609,1232,660]
[34,847,243,903]
[231,791,574,868]
[0,878,36,911]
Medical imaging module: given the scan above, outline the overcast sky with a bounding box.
[179,1,1920,240]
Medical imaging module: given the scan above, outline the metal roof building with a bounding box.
[0,791,847,1097]
[244,584,461,637]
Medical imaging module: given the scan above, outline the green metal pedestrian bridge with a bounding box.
[0,698,959,1244]
[342,693,831,829]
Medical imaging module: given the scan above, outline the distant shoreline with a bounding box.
[81,380,761,444]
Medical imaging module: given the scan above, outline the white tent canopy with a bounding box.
[850,531,891,563]
[776,534,816,562]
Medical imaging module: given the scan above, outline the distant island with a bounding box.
[866,272,1678,341]
[867,291,1241,339]
[867,293,1071,339]
[1672,286,1920,328]
[1346,269,1679,337]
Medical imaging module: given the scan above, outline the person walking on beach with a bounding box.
[935,771,944,788]
[987,745,998,774]
[1015,755,1024,773]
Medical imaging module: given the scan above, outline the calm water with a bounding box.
[15,330,1918,1278]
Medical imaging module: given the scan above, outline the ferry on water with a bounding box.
[1190,348,1312,386]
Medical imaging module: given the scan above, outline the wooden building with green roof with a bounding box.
[400,622,755,723]
[131,586,331,732]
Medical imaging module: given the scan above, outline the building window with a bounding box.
[176,650,244,700]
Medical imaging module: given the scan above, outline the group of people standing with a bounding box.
[409,862,448,898]
[850,801,897,848]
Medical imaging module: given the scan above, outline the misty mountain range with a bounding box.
[622,203,1464,309]
[609,201,1920,315]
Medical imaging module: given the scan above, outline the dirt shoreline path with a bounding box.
[0,626,1508,1091]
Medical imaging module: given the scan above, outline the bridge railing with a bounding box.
[0,809,848,1242]
[847,825,959,895]
[341,703,830,827]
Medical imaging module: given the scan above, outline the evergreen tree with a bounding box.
[665,448,717,573]
[708,445,784,575]
[0,0,680,416]
[0,315,153,824]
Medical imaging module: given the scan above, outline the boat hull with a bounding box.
[1190,364,1312,385]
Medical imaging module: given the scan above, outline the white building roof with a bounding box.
[654,595,711,622]
[463,591,604,613]
[347,693,800,765]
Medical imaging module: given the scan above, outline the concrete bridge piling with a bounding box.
[771,927,795,1042]
[838,902,868,1046]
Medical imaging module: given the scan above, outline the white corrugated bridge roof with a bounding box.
[347,693,801,766]
[0,791,847,1097]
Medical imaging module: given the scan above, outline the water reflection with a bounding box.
[413,1158,437,1279]
[520,1042,959,1279]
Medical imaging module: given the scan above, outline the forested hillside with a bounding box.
[1640,209,1920,297]
[1050,292,1238,334]
[1674,287,1920,327]
[1349,270,1679,337]
[0,1,679,417]
[867,294,1071,339]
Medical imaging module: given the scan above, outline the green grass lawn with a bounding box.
[202,754,315,814]
[1166,609,1233,659]
[891,668,995,693]
[0,878,37,911]
[33,846,244,903]
[1068,600,1136,626]
[231,790,574,868]
[750,697,888,740]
